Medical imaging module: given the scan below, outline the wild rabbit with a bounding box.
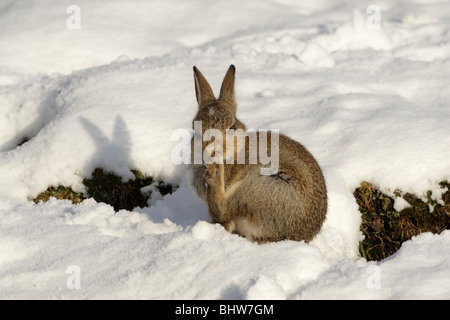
[190,65,327,243]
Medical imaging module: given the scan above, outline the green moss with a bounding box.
[355,181,450,261]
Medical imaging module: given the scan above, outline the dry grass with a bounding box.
[33,186,84,204]
[33,168,176,211]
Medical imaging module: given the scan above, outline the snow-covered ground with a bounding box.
[1,0,450,299]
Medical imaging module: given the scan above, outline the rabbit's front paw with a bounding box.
[204,163,217,185]
[204,163,224,186]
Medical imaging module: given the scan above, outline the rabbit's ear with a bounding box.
[193,66,216,107]
[219,65,236,111]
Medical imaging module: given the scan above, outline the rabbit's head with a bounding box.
[192,65,246,161]
[192,65,241,131]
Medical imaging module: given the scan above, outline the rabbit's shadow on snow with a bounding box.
[79,115,134,181]
[79,115,208,227]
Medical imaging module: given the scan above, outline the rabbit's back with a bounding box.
[222,133,327,242]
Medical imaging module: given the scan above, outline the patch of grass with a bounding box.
[355,181,450,261]
[33,186,84,204]
[33,168,176,211]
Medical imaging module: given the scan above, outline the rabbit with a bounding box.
[189,65,327,243]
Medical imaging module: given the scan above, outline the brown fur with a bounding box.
[190,65,327,243]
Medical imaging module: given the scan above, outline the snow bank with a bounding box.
[2,198,449,299]
[1,0,450,299]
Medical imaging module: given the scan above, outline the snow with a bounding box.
[393,197,411,212]
[1,0,450,299]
